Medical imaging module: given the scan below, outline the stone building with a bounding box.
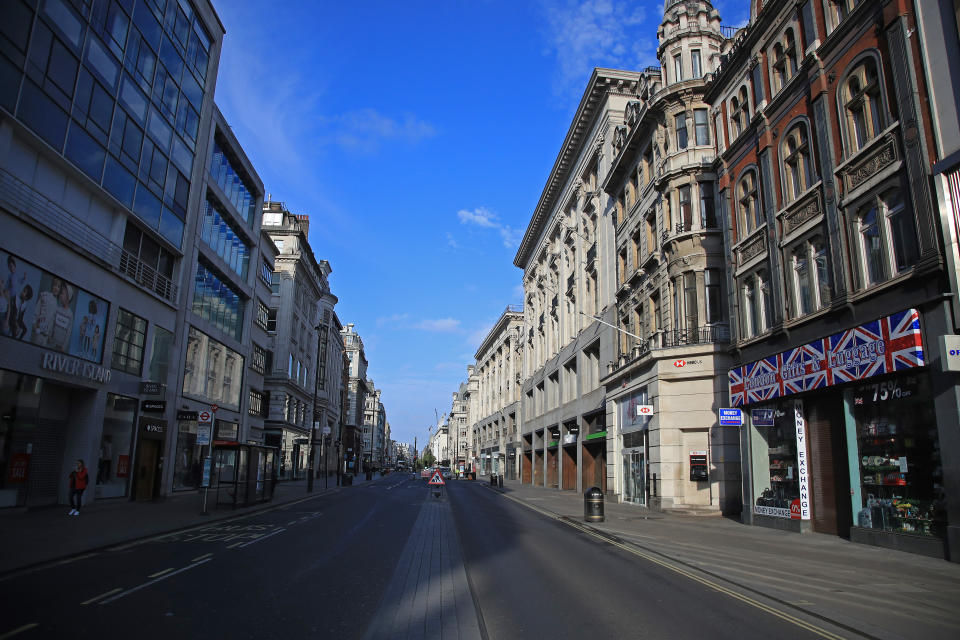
[470,305,523,479]
[515,69,640,494]
[341,322,369,475]
[598,0,738,514]
[261,202,332,480]
[707,0,959,559]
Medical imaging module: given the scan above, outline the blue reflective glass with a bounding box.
[158,206,183,247]
[132,184,162,228]
[103,154,136,206]
[65,122,106,180]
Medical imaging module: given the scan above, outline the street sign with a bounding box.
[211,404,219,413]
[719,408,743,426]
[322,426,331,436]
[197,423,212,445]
[139,381,165,395]
[635,404,654,417]
[427,470,445,486]
[198,410,211,423]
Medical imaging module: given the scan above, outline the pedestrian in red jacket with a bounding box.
[68,459,88,516]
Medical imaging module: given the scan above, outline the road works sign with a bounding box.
[427,470,445,486]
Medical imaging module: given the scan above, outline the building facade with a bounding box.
[708,0,959,559]
[171,103,265,494]
[471,305,523,479]
[515,69,638,495]
[341,322,369,475]
[599,0,739,514]
[261,202,331,480]
[0,0,232,506]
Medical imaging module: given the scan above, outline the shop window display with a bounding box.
[849,375,945,537]
[751,403,802,518]
[173,416,200,491]
[95,393,135,498]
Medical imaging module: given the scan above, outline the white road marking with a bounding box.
[99,559,212,604]
[191,553,212,562]
[0,623,38,639]
[80,588,122,605]
[148,568,174,578]
[234,528,286,548]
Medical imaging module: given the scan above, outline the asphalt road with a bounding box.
[0,475,855,639]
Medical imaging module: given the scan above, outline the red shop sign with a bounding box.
[7,453,30,483]
[116,455,130,478]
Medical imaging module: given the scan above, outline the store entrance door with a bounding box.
[134,439,160,501]
[622,449,645,505]
[582,440,605,493]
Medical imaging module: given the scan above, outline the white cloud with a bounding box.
[414,318,462,332]
[376,313,411,327]
[323,108,437,154]
[457,207,522,249]
[445,232,460,249]
[539,0,655,96]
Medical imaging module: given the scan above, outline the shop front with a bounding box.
[617,387,651,506]
[731,308,948,557]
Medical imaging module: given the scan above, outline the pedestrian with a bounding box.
[68,459,88,516]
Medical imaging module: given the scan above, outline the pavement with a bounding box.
[487,477,960,640]
[0,472,383,576]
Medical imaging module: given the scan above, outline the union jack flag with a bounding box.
[745,356,780,404]
[827,309,924,383]
[729,367,745,407]
[883,308,925,371]
[801,338,833,391]
[777,346,806,396]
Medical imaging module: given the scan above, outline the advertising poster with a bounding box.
[69,289,109,362]
[0,249,42,342]
[0,247,109,364]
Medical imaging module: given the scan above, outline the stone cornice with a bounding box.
[514,68,641,269]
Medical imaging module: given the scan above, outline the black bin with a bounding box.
[584,486,604,522]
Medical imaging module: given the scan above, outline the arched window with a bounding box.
[730,86,751,138]
[785,29,799,76]
[781,123,812,202]
[740,269,771,338]
[788,235,831,317]
[737,170,762,236]
[842,58,885,153]
[772,43,787,92]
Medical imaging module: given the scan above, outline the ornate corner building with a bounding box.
[706,0,960,558]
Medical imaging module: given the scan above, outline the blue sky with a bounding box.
[213,1,750,448]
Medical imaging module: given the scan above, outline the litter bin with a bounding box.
[343,473,353,486]
[366,470,373,481]
[584,486,604,522]
[497,475,503,488]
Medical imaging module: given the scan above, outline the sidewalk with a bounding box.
[490,478,960,640]
[0,473,383,576]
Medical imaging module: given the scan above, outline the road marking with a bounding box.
[498,492,848,640]
[99,558,211,604]
[0,623,38,639]
[234,527,286,548]
[191,553,213,562]
[147,567,174,578]
[80,588,122,605]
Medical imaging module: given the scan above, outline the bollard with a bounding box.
[584,486,604,522]
[497,474,503,488]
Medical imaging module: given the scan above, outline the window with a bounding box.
[192,263,244,340]
[683,272,698,332]
[694,109,710,146]
[645,211,657,253]
[782,123,813,202]
[675,112,688,149]
[852,190,918,288]
[267,307,277,332]
[842,58,884,153]
[147,326,173,382]
[678,185,692,232]
[700,183,716,228]
[825,0,857,34]
[256,300,269,331]
[789,236,831,317]
[741,270,771,338]
[249,389,264,417]
[288,354,294,378]
[704,270,723,324]
[691,50,702,78]
[737,170,762,236]
[112,308,147,375]
[259,260,273,286]
[252,343,267,374]
[674,54,683,82]
[730,86,750,138]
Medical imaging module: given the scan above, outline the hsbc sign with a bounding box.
[672,359,702,368]
[635,404,654,417]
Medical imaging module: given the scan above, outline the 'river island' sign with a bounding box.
[41,352,112,384]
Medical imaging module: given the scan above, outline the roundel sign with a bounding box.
[635,404,654,417]
[198,410,212,423]
[673,359,686,368]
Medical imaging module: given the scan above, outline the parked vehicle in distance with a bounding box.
[440,467,453,479]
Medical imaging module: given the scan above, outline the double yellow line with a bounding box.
[500,492,848,640]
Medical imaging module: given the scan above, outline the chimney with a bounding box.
[294,214,309,235]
